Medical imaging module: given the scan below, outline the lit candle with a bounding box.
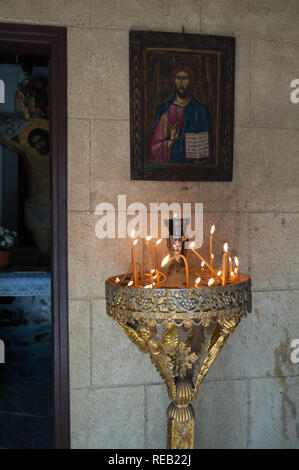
[208,278,215,287]
[229,257,233,276]
[115,277,120,284]
[154,239,162,287]
[145,236,154,282]
[189,242,222,282]
[151,269,157,285]
[130,230,138,287]
[194,276,201,288]
[201,261,205,273]
[210,224,215,266]
[155,238,162,269]
[127,280,133,287]
[222,243,228,286]
[234,256,239,282]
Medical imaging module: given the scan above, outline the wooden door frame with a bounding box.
[0,22,69,449]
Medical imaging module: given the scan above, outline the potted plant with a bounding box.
[0,226,17,269]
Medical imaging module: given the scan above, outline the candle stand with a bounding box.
[105,272,251,449]
[106,218,251,448]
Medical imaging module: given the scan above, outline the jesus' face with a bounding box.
[174,70,191,98]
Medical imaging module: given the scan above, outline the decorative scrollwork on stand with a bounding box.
[106,274,251,327]
[105,274,252,449]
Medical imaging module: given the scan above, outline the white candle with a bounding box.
[210,224,215,266]
[172,213,181,238]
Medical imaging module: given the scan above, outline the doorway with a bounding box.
[0,23,69,449]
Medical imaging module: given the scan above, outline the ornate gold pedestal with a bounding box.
[105,274,251,449]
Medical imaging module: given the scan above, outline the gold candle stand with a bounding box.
[105,273,251,449]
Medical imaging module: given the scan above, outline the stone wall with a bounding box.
[1,0,298,448]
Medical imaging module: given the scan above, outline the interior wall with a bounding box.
[0,0,298,449]
[0,63,21,229]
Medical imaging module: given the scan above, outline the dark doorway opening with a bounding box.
[0,23,69,449]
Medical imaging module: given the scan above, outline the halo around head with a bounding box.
[19,118,49,145]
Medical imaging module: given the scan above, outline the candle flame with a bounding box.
[223,242,228,253]
[212,253,214,259]
[234,256,239,266]
[146,235,152,242]
[127,280,133,287]
[234,267,237,274]
[115,277,120,284]
[210,224,215,235]
[217,271,222,276]
[195,277,201,285]
[151,269,156,273]
[208,278,215,287]
[144,284,152,289]
[201,261,205,267]
[190,241,195,249]
[156,238,162,246]
[133,239,138,246]
[161,254,170,267]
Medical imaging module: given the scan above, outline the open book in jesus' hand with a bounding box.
[184,132,209,159]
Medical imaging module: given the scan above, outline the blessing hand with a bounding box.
[170,121,180,142]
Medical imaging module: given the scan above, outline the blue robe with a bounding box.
[151,95,213,163]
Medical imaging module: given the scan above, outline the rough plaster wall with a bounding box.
[1,0,298,449]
